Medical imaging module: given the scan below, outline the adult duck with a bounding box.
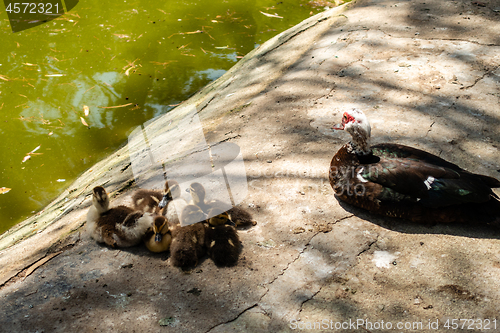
[329,109,500,225]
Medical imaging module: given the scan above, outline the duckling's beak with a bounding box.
[158,194,172,209]
[185,187,191,193]
[227,220,236,226]
[154,232,163,242]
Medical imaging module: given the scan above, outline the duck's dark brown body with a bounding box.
[329,143,500,225]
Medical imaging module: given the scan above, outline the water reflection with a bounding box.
[0,0,332,234]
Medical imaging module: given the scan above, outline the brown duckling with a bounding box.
[186,182,213,213]
[158,180,187,228]
[187,182,255,227]
[132,179,182,214]
[144,215,172,253]
[86,186,152,248]
[226,205,256,227]
[169,204,207,268]
[132,187,163,213]
[205,207,241,266]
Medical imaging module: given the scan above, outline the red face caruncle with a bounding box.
[332,112,356,130]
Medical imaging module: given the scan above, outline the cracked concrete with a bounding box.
[1,0,500,332]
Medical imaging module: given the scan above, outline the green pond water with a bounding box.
[0,0,341,234]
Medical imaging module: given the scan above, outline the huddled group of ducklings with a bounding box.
[86,180,254,268]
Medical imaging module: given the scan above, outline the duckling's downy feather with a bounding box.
[205,208,241,266]
[86,186,152,248]
[170,223,206,268]
[144,216,172,253]
[205,224,240,266]
[169,204,207,268]
[132,189,162,213]
[187,182,254,227]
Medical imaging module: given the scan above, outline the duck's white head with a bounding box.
[333,109,371,155]
[92,186,110,214]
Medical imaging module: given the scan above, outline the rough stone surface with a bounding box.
[1,0,499,332]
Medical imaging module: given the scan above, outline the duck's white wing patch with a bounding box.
[356,168,368,183]
[423,176,435,190]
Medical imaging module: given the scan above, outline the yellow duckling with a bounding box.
[187,182,256,227]
[205,207,241,266]
[86,186,152,248]
[144,215,172,253]
[169,204,207,268]
[158,180,187,228]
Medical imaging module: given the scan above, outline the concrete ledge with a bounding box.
[1,0,499,331]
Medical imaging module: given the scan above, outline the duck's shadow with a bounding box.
[335,196,500,241]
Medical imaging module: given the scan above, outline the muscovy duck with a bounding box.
[329,109,500,224]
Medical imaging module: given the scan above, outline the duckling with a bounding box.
[205,207,241,266]
[169,204,207,268]
[158,180,187,228]
[132,186,163,213]
[186,182,212,213]
[226,205,256,227]
[187,182,255,227]
[186,182,232,216]
[143,215,172,253]
[86,186,152,248]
